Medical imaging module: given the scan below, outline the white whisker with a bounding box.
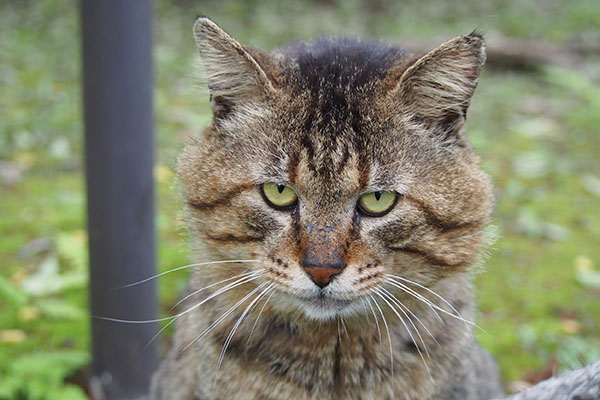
[94,315,174,324]
[365,297,383,349]
[375,288,432,381]
[179,281,268,355]
[340,316,349,340]
[171,271,259,310]
[384,278,444,324]
[144,272,262,348]
[370,294,394,395]
[380,287,438,353]
[385,273,486,337]
[113,259,260,289]
[97,272,262,325]
[245,287,276,350]
[213,283,275,391]
[386,274,472,325]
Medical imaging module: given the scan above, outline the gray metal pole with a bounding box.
[81,1,157,398]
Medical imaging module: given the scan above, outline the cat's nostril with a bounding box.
[301,261,343,288]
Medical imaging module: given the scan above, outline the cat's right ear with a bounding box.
[193,17,278,120]
[389,33,486,144]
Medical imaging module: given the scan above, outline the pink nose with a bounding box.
[303,267,341,288]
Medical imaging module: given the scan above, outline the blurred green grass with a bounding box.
[1,0,599,398]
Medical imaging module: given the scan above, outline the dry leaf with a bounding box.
[155,164,174,183]
[1,329,27,343]
[559,318,582,334]
[18,305,40,322]
[522,356,557,385]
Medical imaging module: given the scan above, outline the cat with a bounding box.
[150,16,506,400]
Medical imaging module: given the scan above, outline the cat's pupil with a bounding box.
[374,191,382,201]
[277,184,285,194]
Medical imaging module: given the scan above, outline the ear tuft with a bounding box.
[467,29,485,40]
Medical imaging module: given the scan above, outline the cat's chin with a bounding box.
[297,294,359,321]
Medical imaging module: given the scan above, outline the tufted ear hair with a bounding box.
[391,33,486,144]
[193,17,278,120]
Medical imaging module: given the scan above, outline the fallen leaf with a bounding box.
[155,164,174,183]
[0,329,27,343]
[73,230,88,244]
[522,356,557,385]
[18,305,40,322]
[559,318,582,334]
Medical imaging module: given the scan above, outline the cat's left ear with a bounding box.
[193,17,279,119]
[390,33,485,142]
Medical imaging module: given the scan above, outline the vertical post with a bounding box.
[81,1,157,399]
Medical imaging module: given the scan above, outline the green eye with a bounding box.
[358,191,397,216]
[261,183,298,209]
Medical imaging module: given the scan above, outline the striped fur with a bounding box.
[151,17,503,400]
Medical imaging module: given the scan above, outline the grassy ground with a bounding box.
[1,0,599,398]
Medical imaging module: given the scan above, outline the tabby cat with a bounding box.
[150,17,504,400]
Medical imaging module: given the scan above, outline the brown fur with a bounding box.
[151,17,503,400]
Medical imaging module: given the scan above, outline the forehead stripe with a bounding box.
[187,183,254,210]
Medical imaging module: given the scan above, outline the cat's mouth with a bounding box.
[297,293,355,319]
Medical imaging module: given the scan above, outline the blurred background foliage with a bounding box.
[1,0,599,398]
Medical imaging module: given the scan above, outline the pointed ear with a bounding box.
[392,34,485,142]
[193,17,278,119]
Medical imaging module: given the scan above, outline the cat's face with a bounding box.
[179,18,493,321]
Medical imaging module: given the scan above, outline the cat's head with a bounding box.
[179,17,493,321]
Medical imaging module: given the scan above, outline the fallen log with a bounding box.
[403,35,600,70]
[497,361,600,400]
